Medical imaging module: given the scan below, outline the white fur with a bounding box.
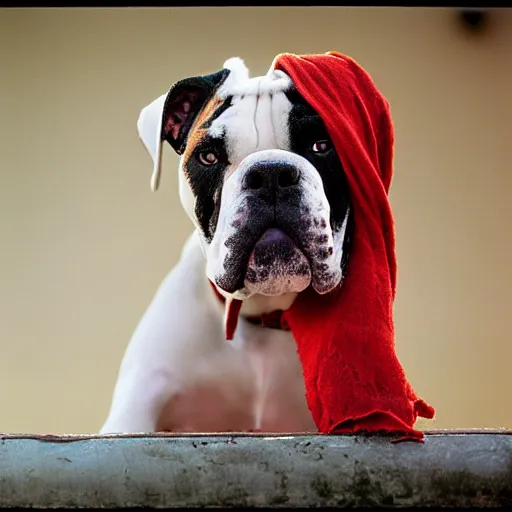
[137,93,167,192]
[101,57,348,434]
[101,231,316,433]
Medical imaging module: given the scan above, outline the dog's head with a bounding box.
[138,57,352,301]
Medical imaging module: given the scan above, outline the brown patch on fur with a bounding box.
[182,95,225,165]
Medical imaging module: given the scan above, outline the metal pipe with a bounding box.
[0,431,511,508]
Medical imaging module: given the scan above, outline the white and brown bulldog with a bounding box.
[100,57,353,434]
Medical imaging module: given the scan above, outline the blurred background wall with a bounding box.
[0,7,510,434]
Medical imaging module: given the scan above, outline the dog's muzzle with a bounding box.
[206,149,339,299]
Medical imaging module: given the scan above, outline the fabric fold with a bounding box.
[271,52,434,440]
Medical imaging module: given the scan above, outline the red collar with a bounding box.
[209,281,290,337]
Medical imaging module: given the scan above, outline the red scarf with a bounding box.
[268,52,434,441]
[216,51,434,441]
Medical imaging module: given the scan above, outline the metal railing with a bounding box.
[1,430,511,508]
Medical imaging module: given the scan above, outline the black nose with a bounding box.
[243,161,301,193]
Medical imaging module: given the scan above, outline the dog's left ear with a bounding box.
[137,68,230,191]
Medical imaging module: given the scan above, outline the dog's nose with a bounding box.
[243,161,301,193]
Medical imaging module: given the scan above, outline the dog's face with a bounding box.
[138,58,352,300]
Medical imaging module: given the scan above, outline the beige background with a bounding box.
[0,7,510,434]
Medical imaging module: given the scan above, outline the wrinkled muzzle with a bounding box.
[205,149,345,301]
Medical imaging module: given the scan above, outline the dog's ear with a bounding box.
[137,68,230,191]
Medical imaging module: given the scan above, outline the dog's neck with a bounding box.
[208,278,297,318]
[208,279,294,339]
[238,291,298,317]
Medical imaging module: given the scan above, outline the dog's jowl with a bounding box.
[101,57,353,434]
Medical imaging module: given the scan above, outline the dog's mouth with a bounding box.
[243,227,312,296]
[212,199,343,299]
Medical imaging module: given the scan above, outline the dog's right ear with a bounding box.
[137,68,230,191]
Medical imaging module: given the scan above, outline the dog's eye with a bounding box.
[197,151,218,166]
[311,140,332,154]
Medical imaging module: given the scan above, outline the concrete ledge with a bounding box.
[0,430,511,508]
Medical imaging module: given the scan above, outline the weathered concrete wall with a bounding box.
[0,432,511,507]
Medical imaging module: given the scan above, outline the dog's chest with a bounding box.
[157,323,315,433]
